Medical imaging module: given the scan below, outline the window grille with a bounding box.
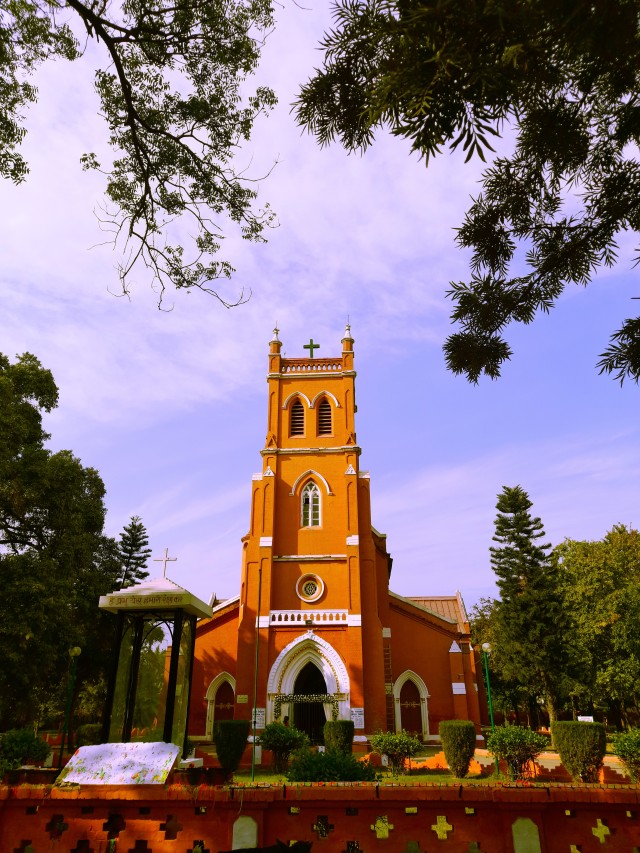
[290,399,304,436]
[301,482,321,527]
[317,398,332,435]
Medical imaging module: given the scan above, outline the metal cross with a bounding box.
[303,338,320,358]
[154,548,177,578]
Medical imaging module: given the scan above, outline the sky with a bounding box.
[1,3,638,613]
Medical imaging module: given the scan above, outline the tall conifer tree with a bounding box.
[117,516,152,588]
[490,486,570,722]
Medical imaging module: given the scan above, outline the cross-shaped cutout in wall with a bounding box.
[103,812,126,839]
[591,818,611,843]
[160,814,183,840]
[45,814,69,840]
[312,815,334,839]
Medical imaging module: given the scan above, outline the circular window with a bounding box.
[296,573,324,603]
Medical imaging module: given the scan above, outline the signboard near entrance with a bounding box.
[253,707,266,729]
[351,707,365,729]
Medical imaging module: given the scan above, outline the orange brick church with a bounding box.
[188,327,483,747]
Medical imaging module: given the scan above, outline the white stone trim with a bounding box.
[261,446,361,456]
[309,390,341,409]
[393,670,430,739]
[273,554,347,562]
[259,536,272,547]
[346,535,359,546]
[290,469,333,496]
[345,464,356,475]
[251,473,262,481]
[263,466,274,477]
[382,627,391,638]
[347,615,362,627]
[204,673,236,739]
[282,391,312,410]
[449,641,462,653]
[358,471,370,479]
[256,616,270,628]
[269,609,351,625]
[266,632,351,722]
[452,682,467,694]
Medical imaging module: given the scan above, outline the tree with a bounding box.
[556,525,640,726]
[0,352,121,727]
[489,485,571,722]
[295,0,640,383]
[2,0,276,301]
[117,516,152,588]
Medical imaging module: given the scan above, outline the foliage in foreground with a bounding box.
[214,720,251,774]
[1,0,276,300]
[0,729,51,770]
[439,720,477,778]
[297,0,640,384]
[552,721,606,783]
[487,726,548,781]
[287,748,377,782]
[323,720,354,754]
[257,722,308,773]
[369,730,421,775]
[613,729,640,782]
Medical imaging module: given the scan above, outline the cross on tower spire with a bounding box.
[154,547,177,578]
[303,338,320,358]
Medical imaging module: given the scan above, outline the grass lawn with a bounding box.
[232,765,492,786]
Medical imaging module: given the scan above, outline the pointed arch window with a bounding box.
[290,399,304,436]
[301,481,321,527]
[317,398,332,435]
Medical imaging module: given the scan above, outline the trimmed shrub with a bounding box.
[551,721,606,783]
[0,729,51,769]
[287,748,377,782]
[76,723,102,747]
[257,722,308,772]
[439,720,476,778]
[369,730,421,775]
[487,726,548,781]
[613,729,640,782]
[323,720,354,754]
[213,720,251,774]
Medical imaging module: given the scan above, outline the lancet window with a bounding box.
[290,399,304,436]
[317,398,332,435]
[301,481,321,527]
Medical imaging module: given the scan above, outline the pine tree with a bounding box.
[490,486,571,722]
[117,516,152,588]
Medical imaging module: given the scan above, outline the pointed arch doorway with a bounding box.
[293,662,327,744]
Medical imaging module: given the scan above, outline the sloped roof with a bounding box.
[99,575,213,618]
[404,592,469,632]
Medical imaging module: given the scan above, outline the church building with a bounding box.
[188,328,483,747]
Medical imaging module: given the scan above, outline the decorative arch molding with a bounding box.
[310,390,341,409]
[266,632,350,722]
[393,669,430,739]
[205,672,236,739]
[282,392,312,410]
[289,469,333,496]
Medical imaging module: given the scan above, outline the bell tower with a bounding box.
[233,327,390,736]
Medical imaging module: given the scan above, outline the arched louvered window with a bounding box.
[317,398,332,435]
[290,399,304,436]
[301,481,321,527]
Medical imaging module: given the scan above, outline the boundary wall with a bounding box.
[1,782,640,852]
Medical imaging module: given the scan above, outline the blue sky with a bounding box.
[1,3,638,611]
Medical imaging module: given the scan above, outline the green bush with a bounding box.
[323,720,354,754]
[613,729,640,782]
[0,729,51,769]
[257,722,308,772]
[487,726,548,781]
[287,748,377,782]
[552,721,606,783]
[76,723,103,747]
[213,720,250,773]
[439,720,477,778]
[369,730,421,776]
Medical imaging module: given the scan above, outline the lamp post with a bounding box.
[481,642,500,774]
[58,646,81,770]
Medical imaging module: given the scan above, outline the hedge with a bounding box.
[551,721,606,783]
[613,729,640,782]
[323,720,354,754]
[257,722,308,772]
[213,720,250,773]
[287,748,376,782]
[486,726,548,781]
[439,720,476,778]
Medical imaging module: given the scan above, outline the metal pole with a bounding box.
[251,565,263,782]
[482,648,500,774]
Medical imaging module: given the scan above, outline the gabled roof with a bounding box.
[99,576,213,618]
[404,592,469,632]
[389,590,458,627]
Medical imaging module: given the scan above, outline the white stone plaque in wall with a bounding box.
[253,707,266,729]
[350,707,365,729]
[57,742,180,785]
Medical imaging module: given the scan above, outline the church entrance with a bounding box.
[399,679,422,738]
[293,662,327,745]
